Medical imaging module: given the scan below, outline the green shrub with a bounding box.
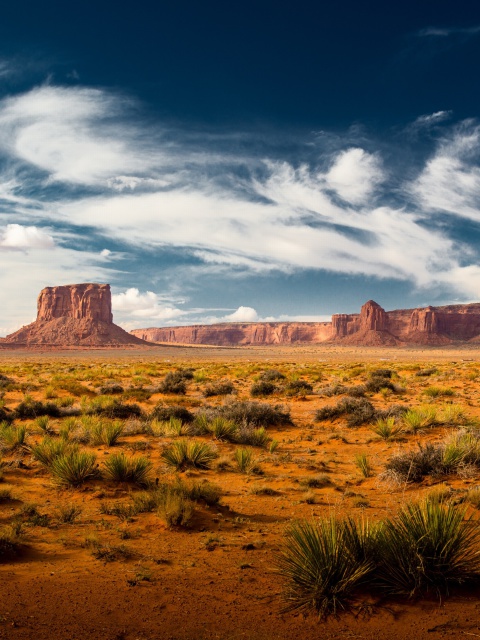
[315,397,375,427]
[250,381,276,397]
[30,437,77,467]
[234,447,260,474]
[402,406,438,434]
[98,383,124,395]
[201,400,291,426]
[0,423,27,451]
[259,369,286,382]
[15,399,60,419]
[275,518,374,618]
[284,380,313,396]
[161,440,217,470]
[203,381,235,397]
[85,397,142,419]
[376,500,480,597]
[49,451,99,487]
[369,417,403,441]
[89,420,124,446]
[423,386,455,398]
[235,425,270,447]
[206,417,238,442]
[354,453,373,478]
[150,404,194,423]
[103,452,152,486]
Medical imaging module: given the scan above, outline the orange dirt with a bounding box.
[1,345,480,640]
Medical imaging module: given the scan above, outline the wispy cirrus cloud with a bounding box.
[418,25,480,38]
[1,82,480,330]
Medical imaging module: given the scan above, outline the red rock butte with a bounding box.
[2,283,149,347]
[131,299,480,347]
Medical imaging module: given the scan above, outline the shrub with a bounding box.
[15,399,60,419]
[150,404,194,423]
[275,518,374,618]
[415,368,438,377]
[103,452,152,486]
[376,500,480,597]
[30,437,77,467]
[315,397,375,427]
[354,453,373,478]
[250,381,276,397]
[158,491,195,527]
[86,397,142,419]
[49,451,99,487]
[235,424,270,447]
[89,420,124,446]
[55,504,82,524]
[369,417,404,441]
[299,474,332,488]
[402,406,438,434]
[161,440,217,470]
[423,386,455,398]
[98,383,124,395]
[0,423,27,451]
[318,384,365,398]
[284,380,314,396]
[206,417,237,442]
[202,400,291,426]
[259,369,286,382]
[149,417,191,437]
[203,381,235,397]
[385,443,443,482]
[234,447,260,474]
[157,371,191,395]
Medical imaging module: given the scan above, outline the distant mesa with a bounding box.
[2,283,150,347]
[131,299,480,347]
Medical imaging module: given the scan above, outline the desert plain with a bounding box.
[1,344,480,639]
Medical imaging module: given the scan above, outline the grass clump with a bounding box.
[402,406,438,434]
[423,386,455,398]
[250,381,277,397]
[354,453,373,478]
[55,504,82,524]
[103,452,152,486]
[30,437,77,467]
[149,417,191,437]
[300,474,332,488]
[85,397,142,419]
[50,451,99,487]
[203,381,235,397]
[369,417,404,441]
[259,369,286,382]
[275,517,374,618]
[234,447,260,474]
[89,420,124,446]
[235,424,270,447]
[206,417,238,442]
[161,440,217,470]
[284,380,314,397]
[0,423,27,451]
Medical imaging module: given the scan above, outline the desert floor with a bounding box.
[1,344,480,639]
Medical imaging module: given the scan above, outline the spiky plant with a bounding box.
[103,452,152,486]
[369,417,403,441]
[160,440,217,470]
[30,437,77,467]
[206,417,238,442]
[354,453,373,478]
[402,406,437,434]
[376,500,480,598]
[0,423,27,451]
[275,518,373,618]
[234,447,257,474]
[49,451,98,487]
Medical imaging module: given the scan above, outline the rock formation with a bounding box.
[3,284,150,347]
[131,300,480,347]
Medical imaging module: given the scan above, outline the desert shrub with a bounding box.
[423,386,455,398]
[440,404,471,427]
[369,417,404,441]
[203,381,235,397]
[103,452,152,486]
[0,524,22,559]
[161,440,217,470]
[202,400,291,426]
[205,417,238,442]
[49,451,99,487]
[284,380,314,396]
[86,397,142,419]
[0,407,13,424]
[235,424,270,447]
[415,368,438,377]
[315,397,375,426]
[318,384,366,398]
[234,447,260,474]
[354,453,373,478]
[30,437,77,467]
[385,443,443,482]
[15,399,60,419]
[89,420,124,446]
[150,404,194,423]
[299,474,332,488]
[250,381,276,397]
[123,387,152,402]
[35,415,54,434]
[55,504,82,524]
[100,501,136,521]
[157,370,194,395]
[250,485,281,495]
[149,417,191,437]
[158,491,195,527]
[275,517,374,618]
[0,423,27,451]
[376,501,480,597]
[98,383,124,395]
[54,379,93,397]
[466,488,480,509]
[402,406,438,434]
[370,368,394,379]
[259,369,286,382]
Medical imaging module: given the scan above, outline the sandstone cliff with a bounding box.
[4,284,149,347]
[131,300,480,347]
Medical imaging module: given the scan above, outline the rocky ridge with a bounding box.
[131,299,480,347]
[2,284,149,347]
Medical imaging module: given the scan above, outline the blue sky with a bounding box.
[1,0,480,333]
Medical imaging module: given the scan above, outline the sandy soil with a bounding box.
[1,345,480,639]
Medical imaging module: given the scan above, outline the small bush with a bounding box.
[86,397,142,419]
[55,504,82,524]
[259,369,286,382]
[402,406,438,434]
[235,424,270,447]
[158,491,195,527]
[0,423,27,451]
[30,437,77,467]
[161,440,217,470]
[202,400,291,426]
[203,381,235,397]
[284,380,314,396]
[49,451,99,487]
[354,453,373,478]
[206,417,238,442]
[150,404,194,423]
[423,386,455,398]
[250,381,276,397]
[415,368,438,377]
[90,420,124,446]
[149,417,191,437]
[157,371,191,395]
[300,474,332,488]
[103,452,152,486]
[369,417,404,441]
[234,447,260,474]
[15,399,60,419]
[98,383,124,395]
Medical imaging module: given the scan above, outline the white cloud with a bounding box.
[100,248,111,257]
[411,110,452,128]
[0,224,55,250]
[324,147,385,205]
[223,306,258,322]
[112,288,187,323]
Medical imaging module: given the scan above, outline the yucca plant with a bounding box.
[89,420,124,446]
[369,417,403,441]
[160,440,217,470]
[375,500,480,597]
[235,425,270,447]
[354,453,373,478]
[234,447,258,474]
[0,423,27,451]
[35,415,53,434]
[275,518,374,618]
[402,406,438,434]
[49,451,99,487]
[103,452,152,486]
[30,437,78,467]
[440,404,470,427]
[206,417,238,441]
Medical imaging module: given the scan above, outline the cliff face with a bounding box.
[131,300,480,347]
[4,283,148,347]
[132,322,333,346]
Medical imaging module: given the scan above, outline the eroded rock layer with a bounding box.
[131,300,480,347]
[4,284,148,347]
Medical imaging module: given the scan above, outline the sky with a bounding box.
[1,0,480,334]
